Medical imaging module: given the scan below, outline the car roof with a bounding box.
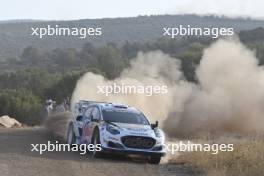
[93,102,141,113]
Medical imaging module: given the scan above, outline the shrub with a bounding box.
[0,89,43,125]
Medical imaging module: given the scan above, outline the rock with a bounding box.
[0,115,22,128]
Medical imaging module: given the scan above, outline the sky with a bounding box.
[1,0,263,21]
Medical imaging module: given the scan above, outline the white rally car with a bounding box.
[67,100,166,164]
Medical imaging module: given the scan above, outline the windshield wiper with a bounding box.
[104,120,118,126]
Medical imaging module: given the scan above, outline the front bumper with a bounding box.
[101,146,166,157]
[100,133,166,157]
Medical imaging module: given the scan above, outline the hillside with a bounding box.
[1,15,264,59]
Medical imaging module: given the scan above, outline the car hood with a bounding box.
[112,122,153,134]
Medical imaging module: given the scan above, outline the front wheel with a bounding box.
[91,130,102,158]
[148,155,161,164]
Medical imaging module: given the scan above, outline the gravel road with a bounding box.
[0,127,194,176]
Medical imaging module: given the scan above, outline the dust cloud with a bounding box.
[165,39,264,137]
[44,112,72,141]
[71,39,264,137]
[71,51,193,126]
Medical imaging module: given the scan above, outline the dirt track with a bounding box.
[0,127,193,176]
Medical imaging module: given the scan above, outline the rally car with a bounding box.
[67,100,166,164]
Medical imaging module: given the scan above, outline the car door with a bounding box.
[87,107,101,143]
[81,107,93,143]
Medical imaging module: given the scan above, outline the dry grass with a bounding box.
[170,135,264,176]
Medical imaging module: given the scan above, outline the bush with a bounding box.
[172,136,264,176]
[0,89,43,125]
[0,68,59,99]
[44,68,103,103]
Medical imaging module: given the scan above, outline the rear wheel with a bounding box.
[92,130,102,158]
[67,124,76,145]
[149,155,161,164]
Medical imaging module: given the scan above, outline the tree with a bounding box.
[0,68,58,99]
[178,42,204,81]
[79,42,98,66]
[50,48,79,70]
[44,68,103,103]
[97,45,128,79]
[21,47,44,65]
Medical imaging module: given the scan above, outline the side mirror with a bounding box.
[151,121,159,129]
[76,115,83,121]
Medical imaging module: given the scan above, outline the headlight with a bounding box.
[106,124,120,135]
[154,129,163,138]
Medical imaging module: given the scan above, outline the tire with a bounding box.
[67,124,76,145]
[91,129,102,158]
[149,155,161,164]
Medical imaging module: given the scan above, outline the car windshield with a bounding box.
[102,109,149,125]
